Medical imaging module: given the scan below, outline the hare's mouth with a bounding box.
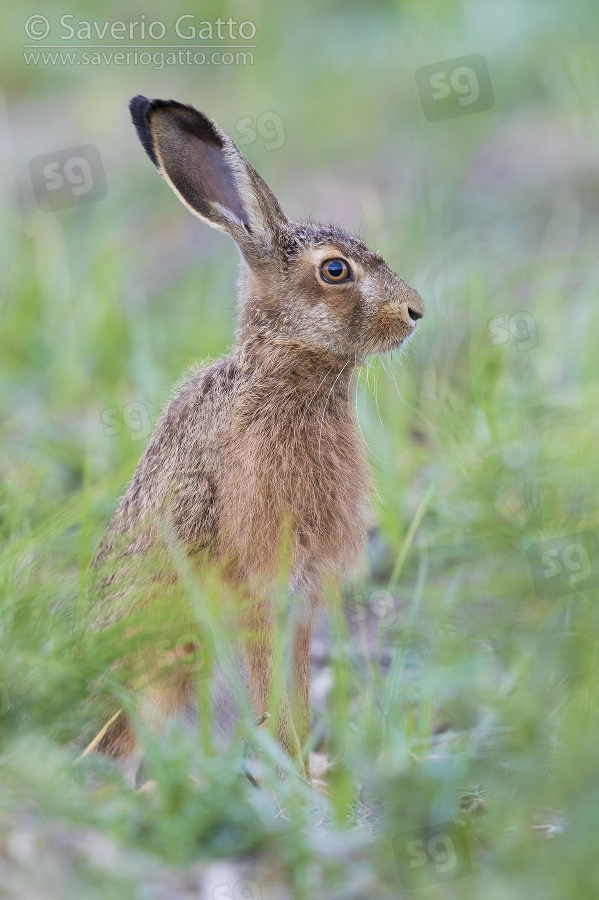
[387,336,407,351]
[361,339,402,359]
[373,335,408,355]
[364,314,415,355]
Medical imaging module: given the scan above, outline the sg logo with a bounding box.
[527,533,599,598]
[101,402,152,442]
[488,311,539,350]
[235,112,286,151]
[344,588,398,629]
[29,144,108,211]
[136,625,213,684]
[393,821,472,889]
[415,54,494,122]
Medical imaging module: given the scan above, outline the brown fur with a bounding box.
[88,97,424,776]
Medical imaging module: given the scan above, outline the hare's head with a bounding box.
[130,96,424,359]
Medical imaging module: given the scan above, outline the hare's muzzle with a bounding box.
[403,285,425,325]
[407,292,424,323]
[395,285,425,337]
[369,284,424,354]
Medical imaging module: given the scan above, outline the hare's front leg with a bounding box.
[274,620,313,782]
[289,621,312,764]
[243,601,312,780]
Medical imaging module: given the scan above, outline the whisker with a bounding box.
[347,352,360,407]
[353,360,384,463]
[372,357,384,427]
[300,355,344,425]
[387,354,406,404]
[389,347,417,411]
[318,357,353,459]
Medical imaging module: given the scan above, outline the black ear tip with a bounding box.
[129,95,159,168]
[129,94,150,119]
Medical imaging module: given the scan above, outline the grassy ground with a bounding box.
[2,0,599,896]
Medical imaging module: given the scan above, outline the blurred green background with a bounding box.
[2,0,599,897]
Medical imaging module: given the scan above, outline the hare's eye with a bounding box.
[320,258,351,284]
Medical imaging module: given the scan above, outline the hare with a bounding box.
[86,96,424,781]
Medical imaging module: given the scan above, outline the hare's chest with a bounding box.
[220,404,370,582]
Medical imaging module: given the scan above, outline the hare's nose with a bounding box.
[405,288,425,323]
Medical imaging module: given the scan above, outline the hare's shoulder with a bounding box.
[161,355,238,429]
[133,355,238,481]
[98,356,237,551]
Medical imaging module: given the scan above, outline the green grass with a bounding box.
[2,0,599,896]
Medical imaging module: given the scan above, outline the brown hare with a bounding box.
[86,95,424,782]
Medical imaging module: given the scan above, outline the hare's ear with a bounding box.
[129,96,286,254]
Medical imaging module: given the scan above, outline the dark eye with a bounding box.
[320,258,351,284]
